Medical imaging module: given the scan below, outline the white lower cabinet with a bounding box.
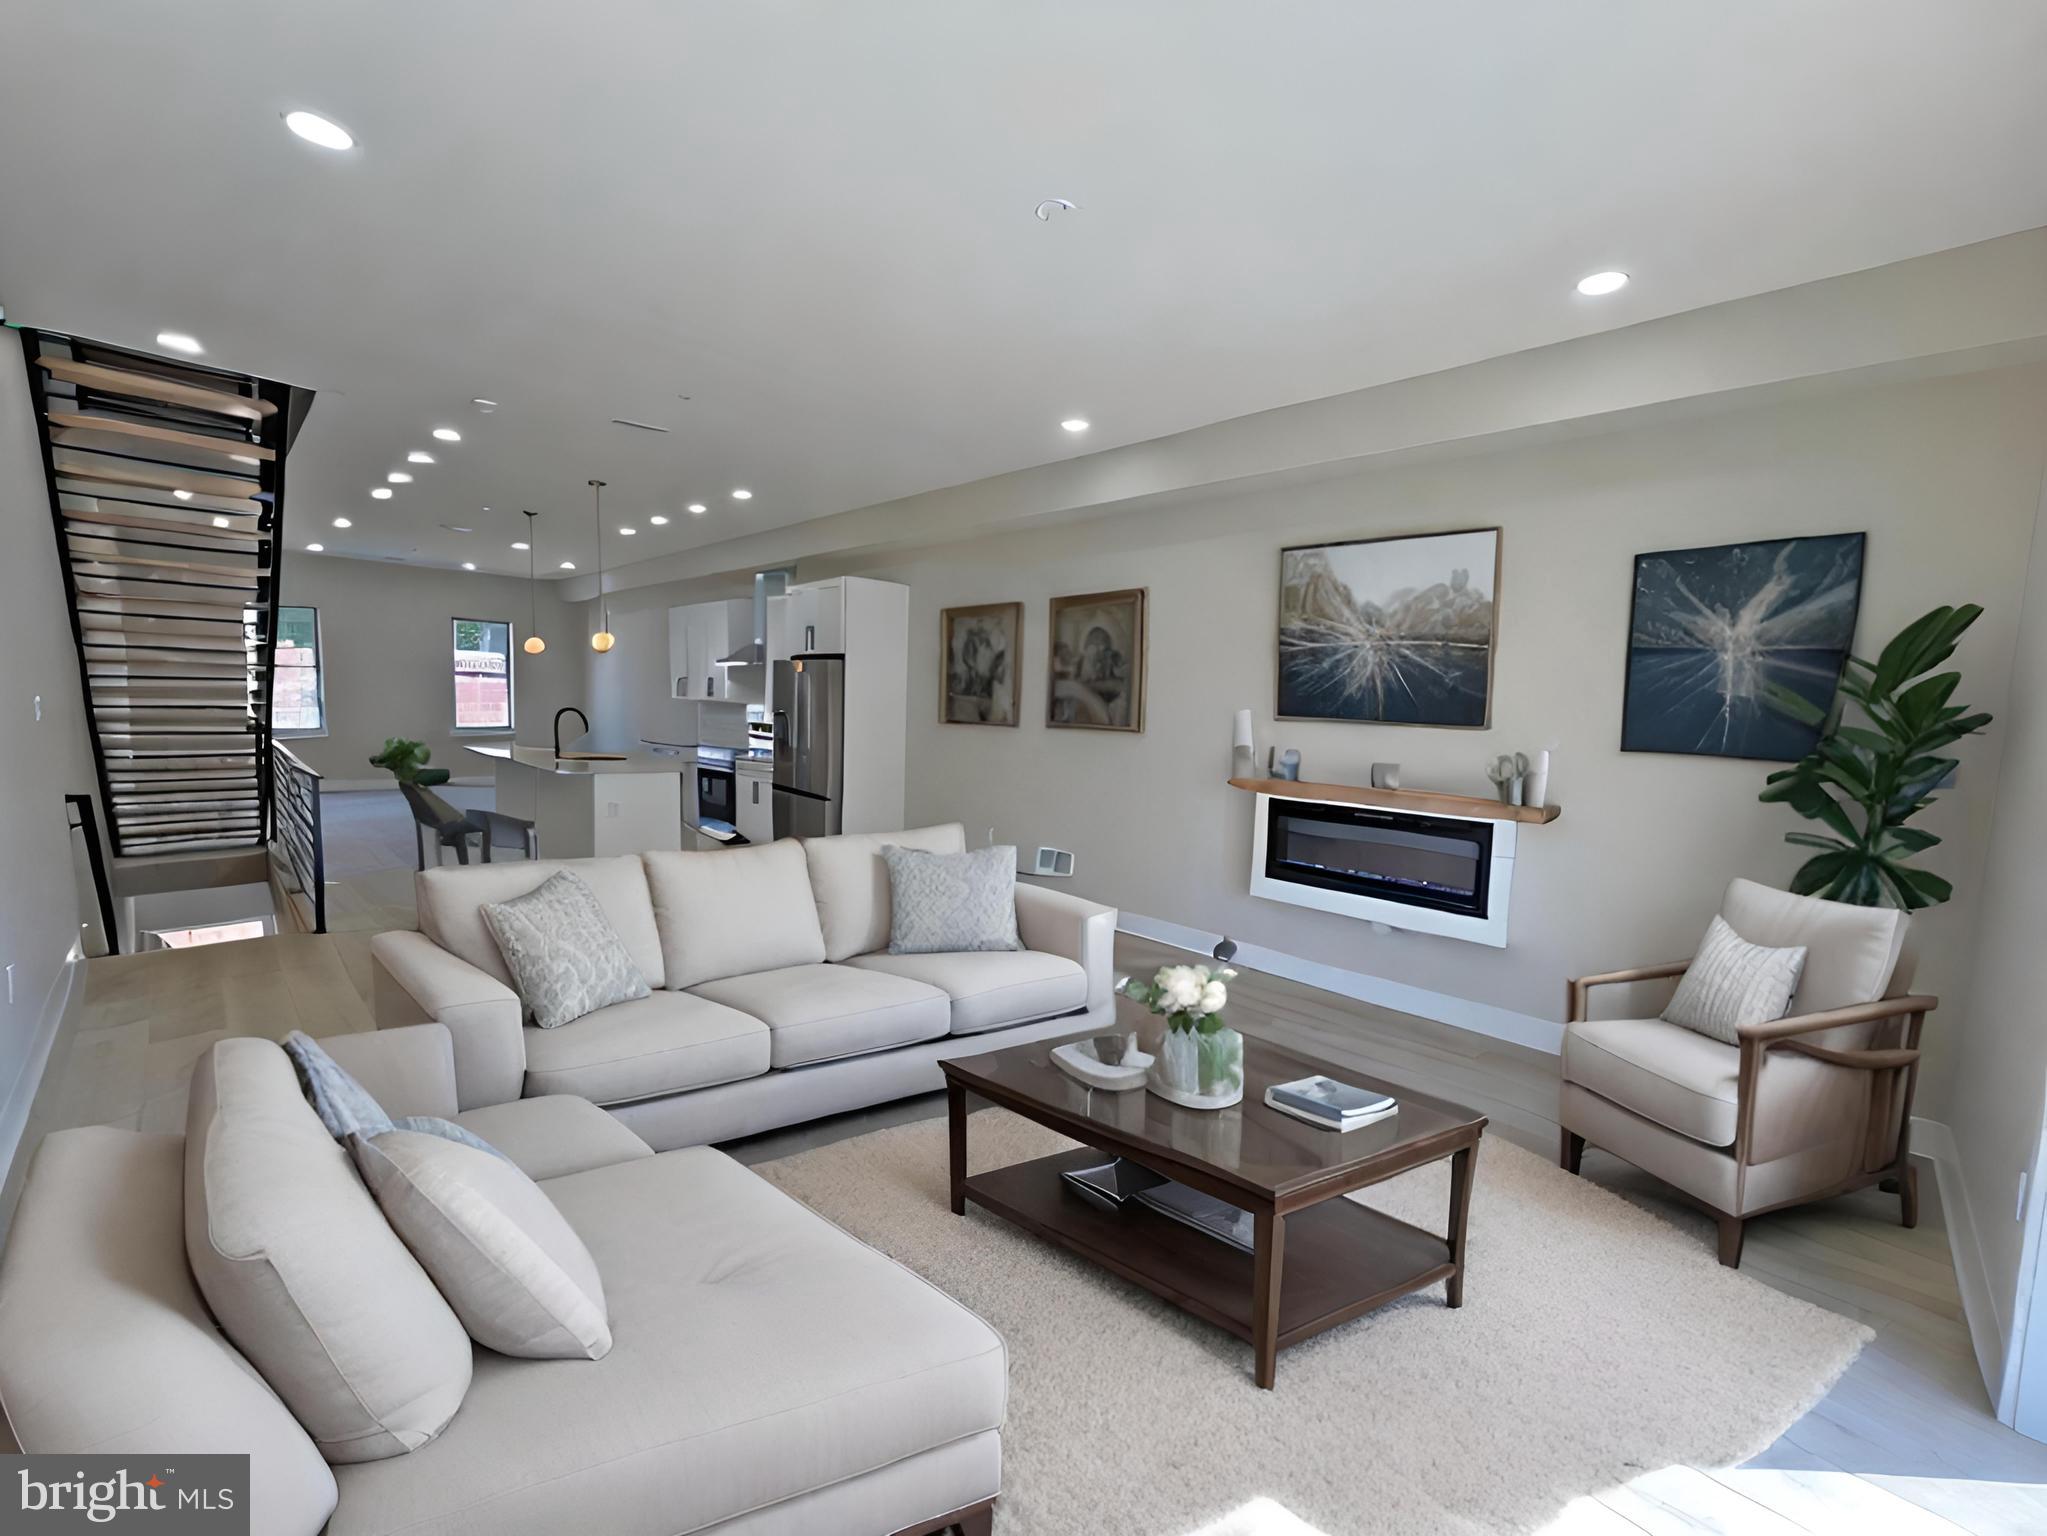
[736,764,774,844]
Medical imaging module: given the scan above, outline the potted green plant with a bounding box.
[1759,604,1991,908]
[368,738,451,788]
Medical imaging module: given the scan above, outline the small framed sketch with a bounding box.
[941,602,1022,725]
[1048,588,1146,731]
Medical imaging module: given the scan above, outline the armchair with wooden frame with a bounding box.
[1559,877,1933,1268]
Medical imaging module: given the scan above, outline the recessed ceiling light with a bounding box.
[306,542,324,552]
[432,427,462,442]
[649,515,669,525]
[461,562,477,571]
[511,541,529,550]
[172,489,195,501]
[687,503,706,515]
[619,527,637,536]
[1575,270,1629,297]
[156,331,203,355]
[387,471,412,484]
[332,516,352,528]
[471,399,497,412]
[213,516,230,528]
[283,110,354,151]
[731,488,752,501]
[1061,418,1090,433]
[559,560,577,570]
[407,451,435,464]
[439,523,474,533]
[370,487,393,500]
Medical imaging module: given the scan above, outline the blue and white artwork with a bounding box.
[1621,532,1865,761]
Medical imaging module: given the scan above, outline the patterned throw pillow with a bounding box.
[481,870,651,1029]
[282,1030,509,1159]
[1661,914,1808,1044]
[881,844,1022,955]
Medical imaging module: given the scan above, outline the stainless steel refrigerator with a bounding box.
[772,655,845,838]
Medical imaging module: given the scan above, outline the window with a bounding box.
[453,617,514,731]
[271,605,325,735]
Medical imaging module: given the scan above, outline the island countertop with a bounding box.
[463,743,690,776]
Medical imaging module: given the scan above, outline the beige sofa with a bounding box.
[0,1024,1005,1536]
[369,825,1117,1149]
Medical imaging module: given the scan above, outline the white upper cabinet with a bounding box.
[786,581,845,654]
[668,599,754,700]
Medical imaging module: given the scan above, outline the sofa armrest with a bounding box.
[318,1024,460,1121]
[1015,883,1118,1013]
[370,930,526,1111]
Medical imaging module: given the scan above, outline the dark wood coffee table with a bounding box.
[940,1028,1486,1389]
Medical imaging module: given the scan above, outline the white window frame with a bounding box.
[451,615,516,735]
[271,604,328,739]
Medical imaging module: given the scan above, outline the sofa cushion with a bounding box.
[452,1096,655,1182]
[352,1130,611,1361]
[481,870,652,1028]
[0,1128,338,1536]
[804,822,966,962]
[847,949,1088,1035]
[183,1039,473,1463]
[691,963,951,1069]
[326,1148,1005,1536]
[522,991,769,1106]
[644,840,828,989]
[418,856,666,991]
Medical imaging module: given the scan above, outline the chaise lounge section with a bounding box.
[368,824,1118,1147]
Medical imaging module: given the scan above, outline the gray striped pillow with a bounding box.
[1661,914,1807,1044]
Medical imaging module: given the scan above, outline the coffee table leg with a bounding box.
[1446,1141,1477,1308]
[1252,1206,1285,1389]
[947,1081,968,1216]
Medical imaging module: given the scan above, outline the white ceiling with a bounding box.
[3,2,2043,579]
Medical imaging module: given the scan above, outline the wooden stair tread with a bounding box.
[54,455,263,501]
[39,355,276,421]
[47,411,275,461]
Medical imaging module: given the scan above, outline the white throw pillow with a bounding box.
[350,1129,612,1361]
[1661,914,1808,1044]
[882,844,1023,954]
[481,869,650,1029]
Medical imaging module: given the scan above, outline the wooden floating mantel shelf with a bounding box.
[1226,776,1561,825]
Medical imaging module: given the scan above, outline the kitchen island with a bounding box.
[464,744,684,859]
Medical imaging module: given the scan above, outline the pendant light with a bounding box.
[588,478,615,652]
[520,511,546,654]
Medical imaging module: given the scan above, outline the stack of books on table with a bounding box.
[1264,1075,1398,1131]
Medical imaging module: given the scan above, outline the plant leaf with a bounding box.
[1761,681,1829,727]
[1898,866,1954,906]
[1883,826,1940,854]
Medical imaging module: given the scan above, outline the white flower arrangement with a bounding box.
[1118,963,1235,1034]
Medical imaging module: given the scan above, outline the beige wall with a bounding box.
[0,327,101,1184]
[839,365,2047,1121]
[278,555,581,785]
[1951,465,2047,1382]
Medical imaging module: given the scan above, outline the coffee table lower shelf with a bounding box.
[962,1148,1455,1364]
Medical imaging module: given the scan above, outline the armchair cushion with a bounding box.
[1660,915,1806,1044]
[1720,878,1909,1038]
[1564,1017,1742,1147]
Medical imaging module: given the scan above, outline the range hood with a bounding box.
[715,568,789,666]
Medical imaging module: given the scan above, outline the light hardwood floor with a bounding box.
[14,791,2042,1535]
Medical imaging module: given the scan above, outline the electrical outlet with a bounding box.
[605,802,620,819]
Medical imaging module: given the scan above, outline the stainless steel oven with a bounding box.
[695,762,736,824]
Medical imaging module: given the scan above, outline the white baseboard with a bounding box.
[319,776,492,793]
[1117,911,1565,1054]
[1907,1117,2007,1413]
[0,940,85,1197]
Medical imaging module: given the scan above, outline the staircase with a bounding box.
[19,327,314,858]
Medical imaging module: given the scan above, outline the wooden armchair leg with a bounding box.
[1559,1130,1585,1175]
[1716,1215,1746,1268]
[1898,1164,1919,1229]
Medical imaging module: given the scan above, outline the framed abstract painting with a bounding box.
[1620,531,1865,761]
[1277,528,1500,727]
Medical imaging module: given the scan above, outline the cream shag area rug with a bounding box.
[757,1109,1871,1536]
